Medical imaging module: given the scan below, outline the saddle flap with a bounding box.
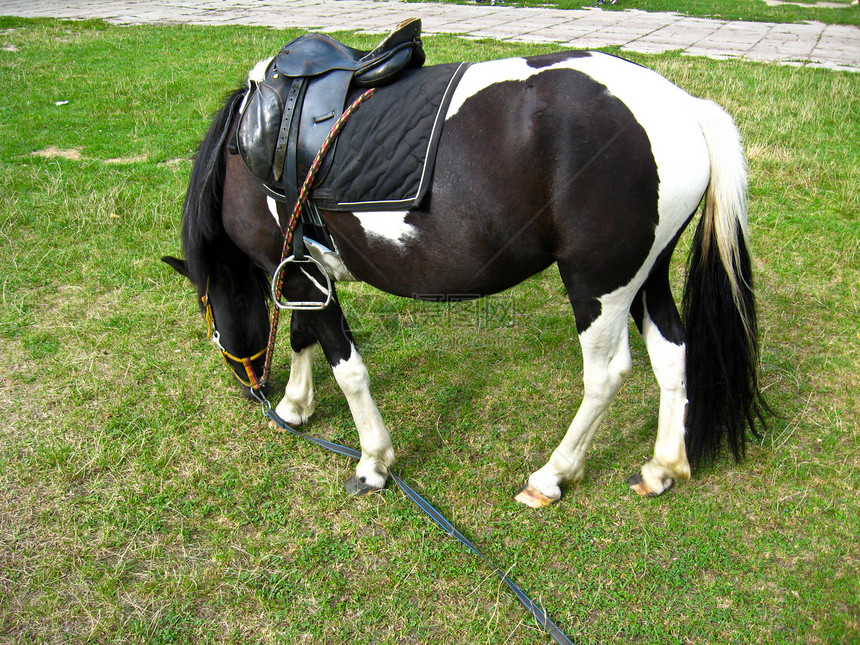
[237,78,291,184]
[297,69,352,182]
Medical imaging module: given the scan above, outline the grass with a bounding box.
[1,15,858,645]
[416,0,860,27]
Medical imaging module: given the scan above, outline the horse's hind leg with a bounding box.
[628,261,691,496]
[516,295,633,508]
[274,312,317,427]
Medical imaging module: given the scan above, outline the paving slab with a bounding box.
[0,0,856,71]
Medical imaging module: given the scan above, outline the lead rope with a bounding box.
[250,86,574,645]
[251,389,575,645]
[260,87,378,388]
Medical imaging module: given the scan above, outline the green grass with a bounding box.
[1,16,858,645]
[417,0,860,27]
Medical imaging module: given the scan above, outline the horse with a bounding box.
[163,48,767,508]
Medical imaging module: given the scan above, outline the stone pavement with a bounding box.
[2,0,858,71]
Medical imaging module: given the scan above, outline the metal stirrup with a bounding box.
[270,254,333,310]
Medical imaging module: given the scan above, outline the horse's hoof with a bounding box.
[344,475,381,497]
[627,472,674,497]
[268,419,298,433]
[514,485,558,509]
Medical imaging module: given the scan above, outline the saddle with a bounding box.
[236,19,425,209]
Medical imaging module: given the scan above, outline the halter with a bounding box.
[201,280,266,390]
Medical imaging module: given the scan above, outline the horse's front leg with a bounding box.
[274,313,317,426]
[331,339,394,494]
[298,294,394,495]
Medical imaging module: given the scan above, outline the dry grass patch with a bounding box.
[31,147,148,164]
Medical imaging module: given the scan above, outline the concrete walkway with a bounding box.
[2,0,858,71]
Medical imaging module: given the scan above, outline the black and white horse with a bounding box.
[164,50,766,507]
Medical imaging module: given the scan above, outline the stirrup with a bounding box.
[271,255,333,310]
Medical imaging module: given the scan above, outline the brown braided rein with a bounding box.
[260,87,377,388]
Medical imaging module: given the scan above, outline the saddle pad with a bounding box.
[311,62,469,212]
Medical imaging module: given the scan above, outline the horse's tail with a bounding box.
[682,98,767,468]
[181,87,248,291]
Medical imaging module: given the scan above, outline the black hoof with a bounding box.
[344,475,380,497]
[627,472,643,487]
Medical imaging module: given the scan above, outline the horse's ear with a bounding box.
[161,255,189,278]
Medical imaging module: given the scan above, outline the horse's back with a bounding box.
[323,51,714,299]
[445,50,711,226]
[433,52,710,288]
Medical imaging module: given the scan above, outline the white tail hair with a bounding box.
[692,98,749,309]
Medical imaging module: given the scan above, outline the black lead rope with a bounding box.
[251,390,574,645]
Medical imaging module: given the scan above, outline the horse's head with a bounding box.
[162,255,271,399]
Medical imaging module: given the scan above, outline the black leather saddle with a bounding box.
[236,18,425,209]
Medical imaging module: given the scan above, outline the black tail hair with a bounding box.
[682,222,768,467]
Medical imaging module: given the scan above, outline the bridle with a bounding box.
[201,279,266,391]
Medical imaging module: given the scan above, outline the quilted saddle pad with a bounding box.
[310,61,470,212]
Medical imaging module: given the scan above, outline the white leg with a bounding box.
[631,309,690,496]
[332,343,394,493]
[516,311,632,508]
[274,346,316,426]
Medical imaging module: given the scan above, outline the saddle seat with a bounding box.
[236,18,425,211]
[275,17,425,85]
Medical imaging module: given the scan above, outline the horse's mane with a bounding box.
[180,87,248,293]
